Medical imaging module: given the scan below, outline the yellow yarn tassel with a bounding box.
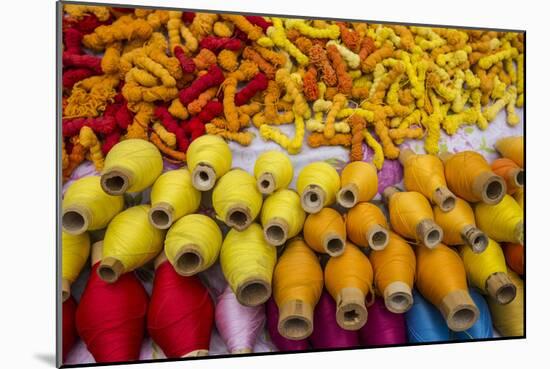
[254,150,293,194]
[261,189,306,246]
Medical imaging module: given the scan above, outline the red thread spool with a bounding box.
[63,297,78,362]
[502,243,524,276]
[179,65,225,105]
[235,73,269,106]
[76,262,148,363]
[199,36,243,53]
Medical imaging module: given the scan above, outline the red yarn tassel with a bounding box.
[235,72,268,106]
[181,12,196,24]
[179,65,225,105]
[63,52,103,74]
[199,36,242,53]
[197,100,223,122]
[155,106,190,152]
[185,117,206,142]
[173,46,196,74]
[63,68,95,89]
[245,16,273,32]
[102,130,122,155]
[64,28,83,55]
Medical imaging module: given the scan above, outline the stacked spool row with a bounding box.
[61,134,524,364]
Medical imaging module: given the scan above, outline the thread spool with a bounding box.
[433,197,488,253]
[297,162,341,213]
[310,290,360,349]
[62,176,124,235]
[266,297,309,351]
[400,149,456,212]
[303,207,346,256]
[147,255,214,358]
[99,205,165,283]
[460,239,517,305]
[187,135,232,191]
[475,194,524,244]
[325,242,373,331]
[406,290,451,342]
[383,186,443,249]
[495,136,524,168]
[455,288,493,340]
[220,223,277,306]
[76,242,149,363]
[62,297,78,362]
[254,150,293,194]
[62,231,91,302]
[337,161,378,208]
[415,244,479,331]
[488,270,524,336]
[440,151,506,204]
[491,158,524,195]
[101,139,163,195]
[164,214,222,276]
[273,238,324,340]
[514,188,524,211]
[212,169,263,231]
[261,189,305,246]
[359,297,407,346]
[369,232,415,313]
[502,243,524,276]
[346,202,389,250]
[149,169,201,229]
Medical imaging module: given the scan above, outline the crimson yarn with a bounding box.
[63,28,83,55]
[63,68,95,89]
[154,106,190,152]
[174,46,196,74]
[102,131,122,155]
[181,12,196,24]
[148,261,214,358]
[179,65,225,104]
[76,263,148,363]
[197,100,223,122]
[235,73,268,106]
[359,297,407,346]
[266,297,309,351]
[63,297,78,362]
[199,36,243,53]
[245,16,273,32]
[63,52,102,74]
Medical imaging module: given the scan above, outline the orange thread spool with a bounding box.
[325,242,373,330]
[433,197,488,253]
[273,238,324,340]
[400,149,457,212]
[415,244,479,331]
[369,232,416,313]
[502,243,524,276]
[382,187,443,249]
[441,151,506,204]
[495,136,524,168]
[491,158,524,195]
[303,208,346,256]
[345,202,389,250]
[336,161,378,209]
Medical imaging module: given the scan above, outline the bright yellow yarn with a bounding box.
[62,231,91,284]
[212,169,263,226]
[187,135,232,179]
[459,239,508,293]
[254,151,293,192]
[261,189,306,241]
[103,139,163,193]
[296,162,341,207]
[103,205,165,272]
[63,176,124,232]
[475,194,524,244]
[220,223,277,303]
[488,270,524,336]
[164,214,222,274]
[150,169,201,223]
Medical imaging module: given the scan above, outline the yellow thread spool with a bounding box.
[475,194,524,244]
[212,169,263,231]
[187,135,232,191]
[220,223,277,306]
[303,207,347,256]
[254,151,293,195]
[164,214,222,276]
[514,188,524,211]
[488,270,524,336]
[495,136,524,168]
[149,169,201,229]
[261,189,305,246]
[62,176,124,235]
[383,186,443,249]
[337,161,378,209]
[62,231,91,301]
[434,197,489,253]
[297,162,340,213]
[460,239,517,305]
[99,205,165,283]
[101,139,163,195]
[346,202,389,250]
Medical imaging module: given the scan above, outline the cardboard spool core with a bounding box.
[366,224,390,251]
[384,281,413,313]
[62,278,71,302]
[232,348,253,354]
[511,168,525,187]
[398,148,416,165]
[182,350,209,357]
[263,218,289,246]
[192,164,217,191]
[100,167,132,195]
[439,289,480,332]
[337,183,359,209]
[62,205,91,235]
[226,205,253,231]
[301,185,325,214]
[432,187,457,212]
[335,287,368,331]
[514,221,524,245]
[278,299,314,340]
[382,186,400,204]
[323,232,346,257]
[472,171,506,205]
[460,225,489,253]
[486,272,517,305]
[97,257,124,283]
[416,219,443,249]
[257,173,276,194]
[174,246,204,276]
[148,202,174,230]
[236,278,271,307]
